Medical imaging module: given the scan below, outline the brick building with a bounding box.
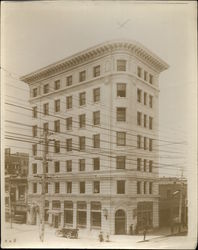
[21,40,168,234]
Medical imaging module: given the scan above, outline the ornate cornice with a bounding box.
[20,40,169,84]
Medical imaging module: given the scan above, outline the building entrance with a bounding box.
[115,209,126,234]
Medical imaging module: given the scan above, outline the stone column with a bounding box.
[60,201,64,227]
[73,201,77,228]
[87,202,91,230]
[153,201,159,227]
[48,201,52,226]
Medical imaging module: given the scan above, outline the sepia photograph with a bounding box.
[1,0,197,249]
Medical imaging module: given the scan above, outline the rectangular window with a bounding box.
[149,74,153,84]
[32,163,37,174]
[79,70,86,82]
[33,183,37,193]
[33,88,38,97]
[93,65,100,77]
[66,160,72,172]
[93,111,100,125]
[144,182,147,194]
[80,182,85,193]
[54,161,60,173]
[117,180,125,194]
[149,160,153,172]
[66,96,72,109]
[93,88,100,102]
[149,139,153,151]
[117,107,126,121]
[149,182,153,194]
[43,84,49,94]
[137,89,142,103]
[137,181,141,194]
[33,106,37,118]
[66,138,72,152]
[54,140,60,153]
[144,137,147,150]
[79,159,85,171]
[144,92,147,105]
[137,112,142,126]
[43,122,49,134]
[93,158,100,170]
[66,117,72,130]
[149,95,153,108]
[91,202,101,228]
[137,66,142,78]
[54,99,60,112]
[137,135,141,149]
[43,103,49,115]
[52,200,61,209]
[117,132,126,146]
[117,60,126,71]
[45,183,48,193]
[144,71,148,81]
[144,159,147,172]
[144,114,147,128]
[67,182,72,193]
[77,202,87,227]
[116,156,126,169]
[93,134,100,148]
[79,136,85,151]
[54,120,60,132]
[93,181,100,193]
[79,114,86,128]
[64,201,73,225]
[117,83,126,97]
[55,182,60,193]
[137,158,141,171]
[66,75,72,86]
[79,92,86,106]
[149,117,153,130]
[32,144,37,156]
[45,162,48,173]
[32,125,37,137]
[54,80,60,90]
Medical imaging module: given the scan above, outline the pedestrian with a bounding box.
[143,225,147,241]
[99,231,104,242]
[135,224,139,235]
[130,224,133,235]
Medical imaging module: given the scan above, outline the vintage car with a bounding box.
[55,228,79,239]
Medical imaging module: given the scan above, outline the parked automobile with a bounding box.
[55,228,79,239]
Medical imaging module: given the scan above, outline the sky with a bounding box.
[1,1,197,177]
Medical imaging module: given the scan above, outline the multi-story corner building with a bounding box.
[21,40,168,234]
[5,148,29,223]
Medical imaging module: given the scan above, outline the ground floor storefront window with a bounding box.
[64,201,73,226]
[91,202,101,229]
[137,202,153,230]
[77,201,87,228]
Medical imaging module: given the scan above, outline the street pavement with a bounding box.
[2,223,196,249]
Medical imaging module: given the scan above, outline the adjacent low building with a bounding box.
[21,40,169,234]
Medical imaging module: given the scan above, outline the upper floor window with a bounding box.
[144,159,147,172]
[116,156,126,169]
[137,66,142,78]
[54,161,60,173]
[137,181,141,194]
[149,182,153,194]
[32,125,37,137]
[93,157,100,170]
[66,75,72,86]
[137,135,141,149]
[32,144,37,156]
[117,60,126,71]
[55,182,60,193]
[117,83,126,97]
[54,120,60,132]
[144,71,148,81]
[149,74,153,84]
[93,181,100,193]
[66,160,72,172]
[93,65,100,77]
[33,183,37,193]
[144,114,147,128]
[117,107,126,122]
[144,137,147,150]
[45,183,48,193]
[117,132,126,146]
[149,138,153,151]
[93,134,100,148]
[144,92,147,105]
[137,158,141,171]
[137,112,142,126]
[33,106,37,118]
[117,180,125,194]
[54,80,60,90]
[79,92,86,106]
[80,182,85,194]
[149,117,153,130]
[79,70,86,82]
[43,84,49,94]
[66,96,72,109]
[144,181,147,194]
[79,159,85,171]
[43,103,49,115]
[66,117,72,130]
[54,99,60,112]
[33,88,38,97]
[149,95,153,108]
[79,114,86,128]
[43,122,49,134]
[54,140,60,153]
[137,89,142,103]
[93,88,100,102]
[66,138,72,152]
[52,200,61,209]
[79,136,85,151]
[149,160,153,172]
[93,111,100,125]
[32,163,37,174]
[67,182,72,193]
